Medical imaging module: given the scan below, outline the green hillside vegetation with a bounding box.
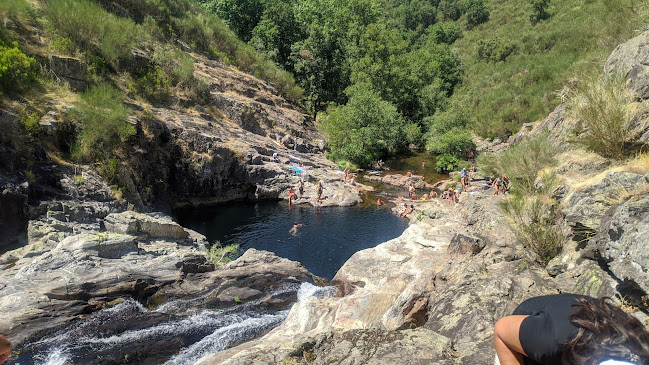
[0,0,302,185]
[453,0,648,138]
[199,0,649,167]
[2,0,649,173]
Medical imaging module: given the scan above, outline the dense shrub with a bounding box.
[435,153,460,173]
[0,41,37,92]
[427,128,474,158]
[0,0,34,20]
[477,135,557,194]
[500,185,568,264]
[70,84,135,162]
[569,76,633,159]
[45,0,145,65]
[426,22,462,45]
[21,112,41,136]
[206,241,240,267]
[134,65,172,102]
[477,38,518,62]
[463,0,489,29]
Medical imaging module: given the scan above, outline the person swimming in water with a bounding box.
[289,222,302,235]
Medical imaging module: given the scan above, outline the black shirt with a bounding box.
[513,294,593,365]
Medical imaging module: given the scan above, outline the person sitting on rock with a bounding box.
[0,335,10,365]
[289,222,302,235]
[272,152,279,162]
[407,170,413,177]
[399,204,414,217]
[446,187,456,204]
[494,294,649,365]
[420,193,429,201]
[430,190,438,199]
[501,175,510,194]
[377,198,384,206]
[349,174,356,186]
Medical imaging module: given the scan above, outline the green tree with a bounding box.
[529,0,550,24]
[463,0,489,29]
[208,0,264,41]
[425,22,462,44]
[391,0,437,33]
[249,0,304,70]
[290,24,349,114]
[438,0,461,21]
[318,84,410,167]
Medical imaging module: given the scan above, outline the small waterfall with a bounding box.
[163,312,288,365]
[297,282,337,301]
[13,282,336,365]
[41,348,69,365]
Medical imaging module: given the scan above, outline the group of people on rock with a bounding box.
[287,179,324,207]
[343,167,357,186]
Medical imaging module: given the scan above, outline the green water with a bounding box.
[383,152,446,185]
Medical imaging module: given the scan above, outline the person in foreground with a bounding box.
[0,335,10,365]
[494,293,649,365]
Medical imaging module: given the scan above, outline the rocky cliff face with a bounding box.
[0,34,363,351]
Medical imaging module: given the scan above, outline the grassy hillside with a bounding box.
[0,0,303,187]
[452,0,649,138]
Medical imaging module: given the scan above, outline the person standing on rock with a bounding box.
[288,187,296,206]
[494,294,649,365]
[461,168,468,189]
[0,335,10,364]
[316,181,323,201]
[298,180,304,197]
[493,176,503,195]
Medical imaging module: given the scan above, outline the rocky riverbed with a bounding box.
[2,23,649,365]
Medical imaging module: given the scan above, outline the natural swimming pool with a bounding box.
[174,201,409,280]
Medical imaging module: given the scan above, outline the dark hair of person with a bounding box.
[562,297,649,365]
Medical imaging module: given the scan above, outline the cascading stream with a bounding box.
[12,283,335,365]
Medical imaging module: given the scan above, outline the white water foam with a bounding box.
[163,311,288,365]
[84,310,241,346]
[41,347,69,365]
[297,282,337,301]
